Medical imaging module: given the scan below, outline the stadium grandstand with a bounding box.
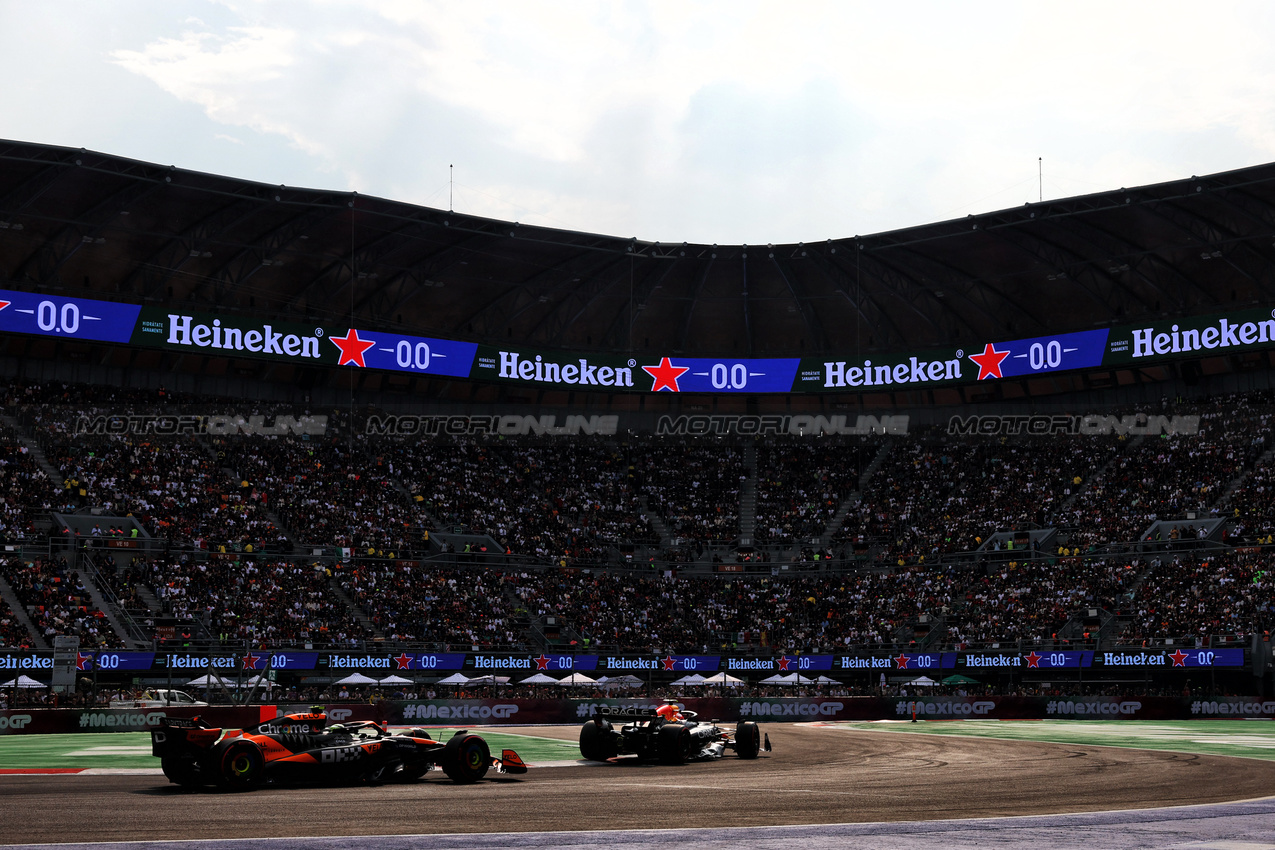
[0,139,1272,703]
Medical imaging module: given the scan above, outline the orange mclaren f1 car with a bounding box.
[150,709,526,789]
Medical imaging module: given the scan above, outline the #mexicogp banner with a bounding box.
[4,286,1275,393]
[3,697,1275,734]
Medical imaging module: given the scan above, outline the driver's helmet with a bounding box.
[655,702,683,722]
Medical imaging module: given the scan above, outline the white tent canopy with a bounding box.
[435,673,472,685]
[378,675,413,685]
[760,673,813,685]
[518,673,560,685]
[669,673,707,686]
[185,673,233,687]
[1,675,46,688]
[700,672,745,687]
[908,676,939,687]
[813,676,842,685]
[466,675,510,686]
[334,672,380,685]
[556,673,597,686]
[600,674,643,689]
[187,673,272,688]
[759,672,810,688]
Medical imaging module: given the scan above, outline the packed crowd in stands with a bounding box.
[754,443,870,543]
[44,432,287,550]
[1,379,1275,652]
[0,555,121,647]
[0,422,59,541]
[392,437,656,561]
[0,595,34,648]
[113,555,370,646]
[634,439,743,541]
[839,437,1123,564]
[225,431,420,554]
[1122,550,1274,644]
[338,561,522,647]
[505,554,1186,652]
[1064,398,1273,549]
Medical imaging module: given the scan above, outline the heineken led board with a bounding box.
[3,287,1273,394]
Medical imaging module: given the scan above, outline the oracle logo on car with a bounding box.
[0,714,32,730]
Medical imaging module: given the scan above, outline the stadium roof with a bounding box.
[1,138,1274,361]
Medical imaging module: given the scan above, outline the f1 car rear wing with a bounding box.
[595,706,659,720]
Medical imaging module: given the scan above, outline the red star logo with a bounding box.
[395,653,413,670]
[535,654,551,670]
[969,342,1010,380]
[895,653,910,669]
[1169,649,1188,667]
[662,655,678,671]
[243,654,261,670]
[776,656,792,671]
[330,328,375,367]
[643,357,690,392]
[1024,652,1042,668]
[76,652,92,671]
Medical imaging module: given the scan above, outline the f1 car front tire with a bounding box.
[657,722,692,765]
[579,718,618,761]
[211,739,264,790]
[734,721,761,759]
[441,733,491,783]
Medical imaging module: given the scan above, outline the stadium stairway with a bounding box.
[131,582,164,618]
[0,412,66,488]
[821,440,892,545]
[1057,607,1117,645]
[0,573,48,649]
[639,494,671,546]
[198,437,298,550]
[1059,434,1145,514]
[896,613,948,649]
[738,443,758,545]
[329,582,384,640]
[1214,438,1275,514]
[71,561,137,648]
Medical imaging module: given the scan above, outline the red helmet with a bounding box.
[655,703,681,721]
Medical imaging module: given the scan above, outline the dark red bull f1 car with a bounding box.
[579,704,770,764]
[150,709,526,790]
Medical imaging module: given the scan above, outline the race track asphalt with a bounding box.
[3,723,1274,845]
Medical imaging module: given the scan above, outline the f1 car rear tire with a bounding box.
[579,718,618,761]
[212,739,264,790]
[657,722,692,765]
[441,733,490,783]
[734,720,761,759]
[160,756,201,787]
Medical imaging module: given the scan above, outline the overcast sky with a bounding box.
[3,1,1275,245]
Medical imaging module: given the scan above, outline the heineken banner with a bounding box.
[3,286,1275,394]
[1,648,1248,676]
